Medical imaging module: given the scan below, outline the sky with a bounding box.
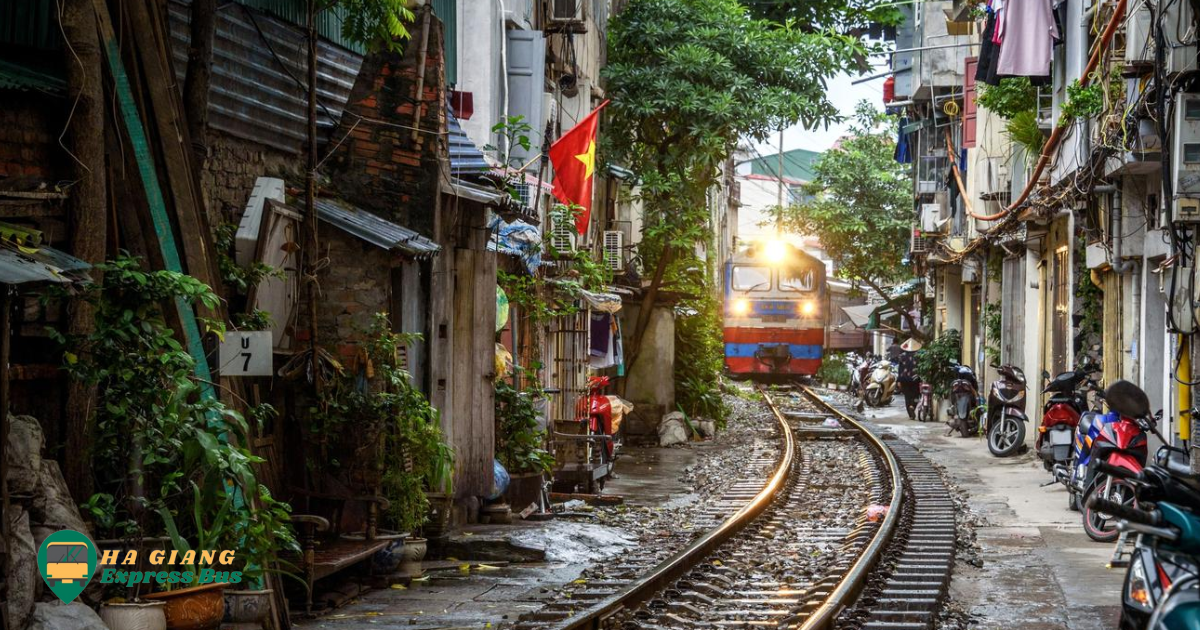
[749,62,891,160]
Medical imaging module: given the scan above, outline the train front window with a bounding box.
[779,269,815,292]
[732,266,770,291]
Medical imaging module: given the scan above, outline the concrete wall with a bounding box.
[623,305,675,419]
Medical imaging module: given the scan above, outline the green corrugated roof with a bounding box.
[0,59,66,95]
[748,148,822,182]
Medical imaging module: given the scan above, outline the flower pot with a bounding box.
[369,533,407,574]
[422,493,452,541]
[399,537,427,578]
[143,582,226,630]
[221,589,273,625]
[504,472,544,514]
[100,601,167,630]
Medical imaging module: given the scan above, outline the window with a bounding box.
[732,266,770,291]
[779,269,815,292]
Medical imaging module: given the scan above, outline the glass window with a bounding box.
[732,266,770,291]
[779,269,815,292]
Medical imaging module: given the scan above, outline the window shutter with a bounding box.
[505,29,546,168]
[964,57,978,148]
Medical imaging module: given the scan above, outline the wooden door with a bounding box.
[450,249,497,499]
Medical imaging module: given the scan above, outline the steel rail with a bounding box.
[549,385,797,630]
[790,386,905,630]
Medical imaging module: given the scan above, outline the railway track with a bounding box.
[513,386,957,630]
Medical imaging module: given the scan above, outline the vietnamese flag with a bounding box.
[550,101,608,235]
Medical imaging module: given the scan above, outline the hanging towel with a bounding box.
[995,0,1057,79]
[895,118,912,163]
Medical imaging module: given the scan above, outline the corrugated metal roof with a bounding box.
[0,244,90,285]
[0,59,66,95]
[167,0,363,154]
[448,105,491,177]
[314,198,440,258]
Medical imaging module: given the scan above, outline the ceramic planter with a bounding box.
[143,582,226,630]
[422,493,452,541]
[369,533,407,574]
[99,601,167,630]
[221,589,273,625]
[399,537,427,578]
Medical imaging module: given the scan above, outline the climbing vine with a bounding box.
[1075,241,1103,364]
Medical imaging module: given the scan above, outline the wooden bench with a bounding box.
[288,490,391,615]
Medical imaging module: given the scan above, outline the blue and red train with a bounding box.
[723,241,827,378]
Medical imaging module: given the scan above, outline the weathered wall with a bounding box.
[0,99,57,179]
[622,305,675,426]
[201,131,301,227]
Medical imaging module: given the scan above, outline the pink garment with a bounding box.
[993,0,1005,44]
[996,0,1058,77]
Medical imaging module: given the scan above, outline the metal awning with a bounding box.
[0,244,90,285]
[448,103,491,177]
[840,304,877,329]
[448,178,510,206]
[313,198,440,258]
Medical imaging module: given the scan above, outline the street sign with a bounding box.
[218,331,273,377]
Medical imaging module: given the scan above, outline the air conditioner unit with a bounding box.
[910,226,931,253]
[549,0,585,27]
[1164,0,1198,76]
[551,219,576,252]
[1172,93,1200,221]
[1125,4,1154,65]
[920,203,942,232]
[602,230,624,271]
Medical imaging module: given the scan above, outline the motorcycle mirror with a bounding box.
[1042,370,1051,381]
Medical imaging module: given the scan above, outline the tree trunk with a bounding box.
[59,0,108,499]
[625,243,673,373]
[183,0,216,164]
[861,276,928,341]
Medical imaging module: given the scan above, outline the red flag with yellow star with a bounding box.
[549,101,608,235]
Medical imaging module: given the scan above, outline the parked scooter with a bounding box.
[946,364,981,438]
[864,359,898,407]
[1070,381,1154,542]
[846,352,869,397]
[915,381,936,423]
[1039,363,1103,474]
[984,364,1028,457]
[1088,446,1200,629]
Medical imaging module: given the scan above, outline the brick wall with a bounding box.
[0,96,58,180]
[201,131,302,228]
[326,13,447,237]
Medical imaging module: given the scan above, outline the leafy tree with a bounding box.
[766,102,923,337]
[742,0,903,40]
[605,0,870,371]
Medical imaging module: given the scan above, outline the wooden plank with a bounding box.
[473,249,497,494]
[91,0,217,402]
[451,249,478,497]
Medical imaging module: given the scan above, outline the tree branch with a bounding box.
[859,275,927,341]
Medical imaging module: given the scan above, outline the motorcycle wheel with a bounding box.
[865,389,880,407]
[987,416,1025,457]
[918,402,933,423]
[1082,477,1135,543]
[1067,491,1078,512]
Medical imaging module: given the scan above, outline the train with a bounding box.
[723,241,827,378]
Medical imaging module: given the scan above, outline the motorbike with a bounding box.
[846,352,869,397]
[1088,447,1200,629]
[863,359,897,407]
[985,364,1028,457]
[1071,380,1154,542]
[946,364,981,438]
[915,381,936,423]
[1039,364,1102,474]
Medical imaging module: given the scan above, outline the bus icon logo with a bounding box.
[37,530,97,603]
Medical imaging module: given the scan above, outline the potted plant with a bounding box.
[99,600,168,630]
[59,257,296,627]
[495,377,555,511]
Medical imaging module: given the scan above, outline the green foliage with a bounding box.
[1060,79,1105,123]
[494,377,555,475]
[975,78,1037,120]
[1075,242,1103,363]
[215,223,282,296]
[330,0,414,52]
[307,314,452,533]
[1006,110,1046,163]
[675,289,728,424]
[232,309,273,331]
[916,329,963,399]
[982,302,1002,364]
[743,0,903,37]
[769,103,914,297]
[490,115,533,169]
[55,256,295,581]
[817,351,851,386]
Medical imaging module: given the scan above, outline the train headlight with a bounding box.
[763,240,788,264]
[732,298,751,316]
[801,301,816,316]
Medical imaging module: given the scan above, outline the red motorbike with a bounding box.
[1037,363,1101,475]
[577,376,617,461]
[1073,381,1155,542]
